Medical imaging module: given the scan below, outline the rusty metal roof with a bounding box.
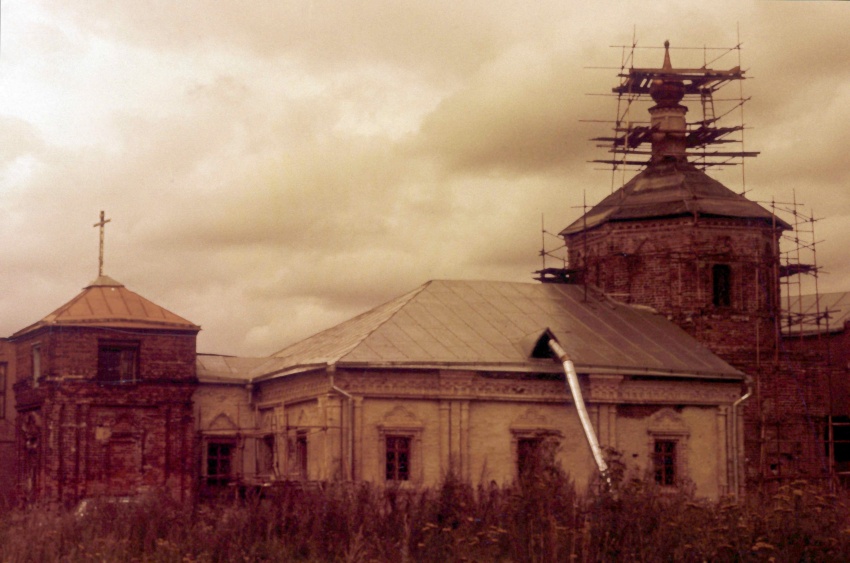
[268,280,742,380]
[783,292,850,336]
[560,160,791,236]
[195,354,309,383]
[12,274,199,337]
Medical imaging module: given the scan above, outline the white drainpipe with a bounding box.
[547,338,611,486]
[730,376,752,501]
[331,378,355,481]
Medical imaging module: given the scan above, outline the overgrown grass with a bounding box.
[2,474,850,562]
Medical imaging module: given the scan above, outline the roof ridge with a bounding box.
[269,281,433,360]
[336,281,433,363]
[38,288,90,324]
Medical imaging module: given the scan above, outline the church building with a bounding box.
[4,42,846,505]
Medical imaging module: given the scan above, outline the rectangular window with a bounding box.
[712,264,732,307]
[385,436,411,481]
[98,342,138,383]
[653,440,677,486]
[206,442,234,487]
[32,344,41,386]
[826,416,850,476]
[259,434,275,475]
[517,437,543,476]
[0,362,6,419]
[289,431,308,479]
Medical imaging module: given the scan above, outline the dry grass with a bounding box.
[1,470,850,562]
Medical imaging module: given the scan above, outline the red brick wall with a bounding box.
[564,215,843,484]
[0,340,16,504]
[13,326,196,385]
[731,352,838,482]
[12,325,198,505]
[566,217,781,357]
[782,328,850,415]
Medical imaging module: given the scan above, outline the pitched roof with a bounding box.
[195,354,303,383]
[783,291,850,336]
[12,275,199,337]
[268,280,742,380]
[560,160,790,235]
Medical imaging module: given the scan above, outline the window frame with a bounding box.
[97,340,140,384]
[376,426,422,484]
[32,344,41,387]
[258,434,276,477]
[645,408,690,490]
[653,439,678,486]
[385,435,412,481]
[205,440,236,487]
[0,362,6,419]
[712,264,732,308]
[512,430,562,480]
[287,430,309,480]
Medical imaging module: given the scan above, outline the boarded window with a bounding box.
[712,264,732,307]
[207,442,234,487]
[98,342,138,383]
[385,436,411,481]
[653,440,677,486]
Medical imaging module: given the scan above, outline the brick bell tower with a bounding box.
[560,42,790,361]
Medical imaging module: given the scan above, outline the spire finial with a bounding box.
[662,40,672,70]
[93,210,111,277]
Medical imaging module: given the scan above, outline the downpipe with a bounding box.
[331,382,355,481]
[730,376,752,502]
[547,338,612,488]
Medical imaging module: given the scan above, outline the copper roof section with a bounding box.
[12,275,199,337]
[560,160,791,235]
[267,280,742,380]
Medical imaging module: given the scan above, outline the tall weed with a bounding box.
[1,474,850,562]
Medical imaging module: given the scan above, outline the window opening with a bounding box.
[0,362,6,419]
[259,434,275,475]
[32,345,41,386]
[98,342,138,383]
[385,436,411,481]
[517,437,543,476]
[712,264,732,307]
[826,416,850,478]
[290,431,308,479]
[653,440,677,486]
[206,442,234,487]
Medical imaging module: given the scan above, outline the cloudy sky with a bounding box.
[1,1,849,357]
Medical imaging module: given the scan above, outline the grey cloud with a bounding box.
[4,1,850,358]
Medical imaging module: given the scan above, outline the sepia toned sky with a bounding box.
[2,1,849,356]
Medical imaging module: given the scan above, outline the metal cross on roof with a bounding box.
[93,210,111,277]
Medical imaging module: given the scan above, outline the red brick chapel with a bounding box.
[10,272,199,505]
